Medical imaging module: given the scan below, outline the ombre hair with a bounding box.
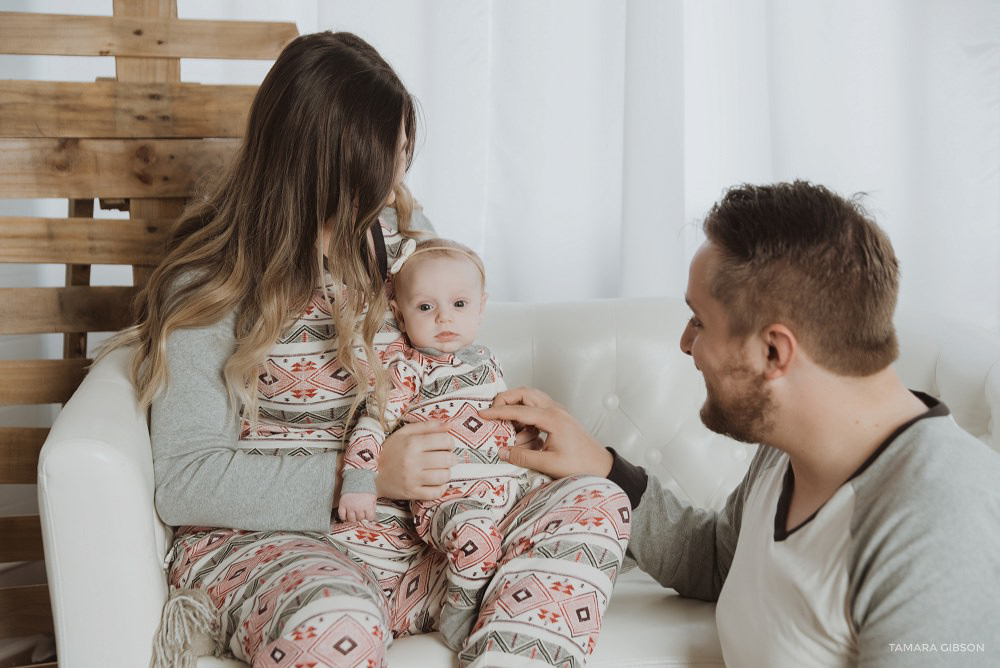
[104,31,418,420]
[703,181,900,376]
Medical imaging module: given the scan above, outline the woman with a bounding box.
[109,31,629,668]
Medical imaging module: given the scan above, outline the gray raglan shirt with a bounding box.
[609,395,1000,666]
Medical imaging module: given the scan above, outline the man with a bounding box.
[480,181,1000,666]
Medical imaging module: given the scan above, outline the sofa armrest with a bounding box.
[37,347,171,668]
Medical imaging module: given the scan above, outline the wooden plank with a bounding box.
[0,584,53,638]
[115,0,188,288]
[0,12,296,60]
[0,286,137,335]
[0,360,89,406]
[0,137,237,199]
[0,516,44,563]
[113,0,180,84]
[0,216,169,265]
[0,427,48,485]
[64,199,95,359]
[0,80,256,139]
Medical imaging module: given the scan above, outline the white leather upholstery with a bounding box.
[38,298,1000,667]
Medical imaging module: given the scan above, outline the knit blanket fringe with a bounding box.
[150,587,224,668]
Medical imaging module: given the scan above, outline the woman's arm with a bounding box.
[151,313,342,532]
[151,314,456,531]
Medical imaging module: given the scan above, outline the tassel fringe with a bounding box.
[150,588,223,668]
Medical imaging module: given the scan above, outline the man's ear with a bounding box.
[760,324,796,380]
[390,299,406,334]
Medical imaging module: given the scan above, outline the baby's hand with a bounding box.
[338,492,377,523]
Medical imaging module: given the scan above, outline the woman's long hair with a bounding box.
[104,31,417,422]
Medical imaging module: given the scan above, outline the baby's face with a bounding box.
[393,255,485,353]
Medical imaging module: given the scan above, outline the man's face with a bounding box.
[680,242,774,444]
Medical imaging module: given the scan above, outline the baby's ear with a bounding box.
[479,292,488,316]
[390,300,406,333]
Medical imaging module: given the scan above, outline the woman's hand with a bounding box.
[374,420,456,501]
[479,387,613,479]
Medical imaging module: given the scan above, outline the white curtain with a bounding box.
[2,0,999,319]
[316,0,999,331]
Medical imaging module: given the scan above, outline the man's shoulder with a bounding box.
[845,415,1000,644]
[848,414,1000,553]
[857,415,1000,501]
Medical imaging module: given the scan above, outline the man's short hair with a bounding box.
[703,180,899,376]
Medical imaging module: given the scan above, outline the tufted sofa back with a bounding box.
[37,297,1000,667]
[482,299,1000,509]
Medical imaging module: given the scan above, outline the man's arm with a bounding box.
[481,386,767,601]
[608,448,766,602]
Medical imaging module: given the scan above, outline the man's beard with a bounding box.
[700,361,775,444]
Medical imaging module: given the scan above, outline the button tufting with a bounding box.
[646,449,662,465]
[603,393,620,410]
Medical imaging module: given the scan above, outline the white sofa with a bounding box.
[37,298,1000,668]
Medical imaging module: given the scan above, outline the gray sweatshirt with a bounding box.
[608,396,1000,666]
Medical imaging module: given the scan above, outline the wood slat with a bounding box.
[0,80,256,139]
[0,516,44,563]
[0,360,89,406]
[0,427,48,485]
[0,584,53,638]
[64,199,95,359]
[0,286,137,335]
[0,137,237,199]
[113,0,180,84]
[0,12,296,60]
[0,216,169,265]
[115,0,189,289]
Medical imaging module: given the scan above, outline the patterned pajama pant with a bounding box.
[410,470,550,649]
[168,475,631,668]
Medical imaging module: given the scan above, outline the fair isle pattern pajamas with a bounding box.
[344,338,555,646]
[165,220,632,668]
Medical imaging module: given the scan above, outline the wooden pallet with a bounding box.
[0,2,296,664]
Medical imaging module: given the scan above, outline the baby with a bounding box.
[339,237,547,648]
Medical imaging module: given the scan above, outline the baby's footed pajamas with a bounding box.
[343,338,568,650]
[162,222,631,668]
[346,340,560,648]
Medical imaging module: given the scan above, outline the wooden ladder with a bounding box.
[0,2,296,665]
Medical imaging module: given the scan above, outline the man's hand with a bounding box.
[375,420,456,500]
[480,387,613,479]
